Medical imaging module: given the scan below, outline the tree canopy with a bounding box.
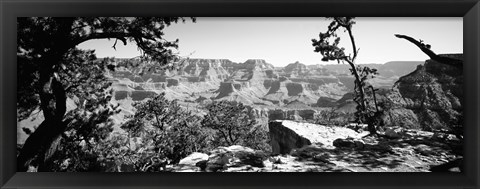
[17,17,195,171]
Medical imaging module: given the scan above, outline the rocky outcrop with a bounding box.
[108,58,419,108]
[206,145,267,172]
[216,82,236,99]
[332,138,365,149]
[268,121,312,154]
[316,97,337,107]
[106,57,429,132]
[174,145,268,172]
[285,82,303,96]
[268,120,367,155]
[175,152,209,172]
[171,125,462,172]
[384,126,406,139]
[284,61,308,77]
[243,59,275,70]
[385,54,463,131]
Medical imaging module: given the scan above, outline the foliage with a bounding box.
[312,17,382,135]
[17,17,194,121]
[23,49,121,171]
[202,100,270,152]
[243,125,272,153]
[16,17,194,171]
[46,107,118,172]
[109,93,211,172]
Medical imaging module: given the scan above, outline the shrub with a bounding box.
[112,92,211,171]
[45,105,118,172]
[202,100,270,152]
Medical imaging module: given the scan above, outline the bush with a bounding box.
[202,100,270,152]
[112,92,211,171]
[45,105,118,172]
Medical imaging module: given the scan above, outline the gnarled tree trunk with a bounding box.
[17,58,67,172]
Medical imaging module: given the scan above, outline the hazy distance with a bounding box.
[78,17,462,67]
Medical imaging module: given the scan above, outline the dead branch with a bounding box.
[394,34,463,69]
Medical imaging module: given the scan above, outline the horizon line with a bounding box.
[98,56,430,66]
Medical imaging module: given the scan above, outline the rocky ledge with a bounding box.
[268,120,368,154]
[175,120,463,172]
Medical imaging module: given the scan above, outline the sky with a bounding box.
[77,17,463,67]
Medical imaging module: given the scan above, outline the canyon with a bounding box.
[16,55,465,172]
[107,58,421,125]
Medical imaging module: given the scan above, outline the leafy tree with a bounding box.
[312,17,381,135]
[19,49,120,171]
[202,100,269,151]
[113,93,210,171]
[17,17,194,171]
[46,105,118,172]
[243,125,271,153]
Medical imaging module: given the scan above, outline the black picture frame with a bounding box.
[1,0,479,188]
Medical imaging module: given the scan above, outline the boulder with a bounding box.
[269,120,368,155]
[414,144,436,156]
[332,138,365,150]
[268,121,312,155]
[205,145,267,172]
[235,150,267,168]
[384,127,405,139]
[430,132,459,142]
[205,147,233,172]
[176,152,209,172]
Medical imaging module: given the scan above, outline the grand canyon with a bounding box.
[15,17,465,173]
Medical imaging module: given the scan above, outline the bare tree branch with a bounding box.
[394,34,463,69]
[74,32,129,46]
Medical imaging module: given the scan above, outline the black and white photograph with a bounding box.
[17,17,464,172]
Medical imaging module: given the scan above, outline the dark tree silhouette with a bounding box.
[394,34,463,69]
[312,17,380,135]
[202,101,258,147]
[116,93,208,171]
[17,17,194,171]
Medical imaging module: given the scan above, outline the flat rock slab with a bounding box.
[269,120,368,154]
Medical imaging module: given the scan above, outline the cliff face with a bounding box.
[385,54,463,131]
[314,55,463,132]
[110,58,418,103]
[106,57,424,126]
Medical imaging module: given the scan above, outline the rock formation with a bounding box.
[108,58,417,107]
[174,145,268,172]
[268,120,367,154]
[384,54,463,131]
[175,152,209,172]
[69,57,429,134]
